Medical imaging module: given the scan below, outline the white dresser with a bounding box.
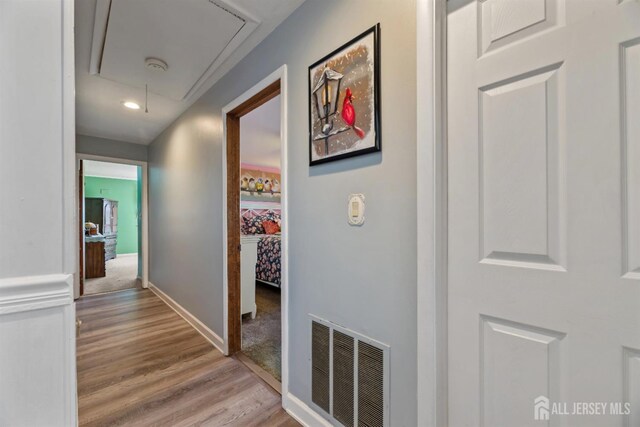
[240,235,259,318]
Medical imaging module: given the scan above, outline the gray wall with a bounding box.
[148,1,417,424]
[77,134,148,162]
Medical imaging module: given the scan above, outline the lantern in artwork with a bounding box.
[312,67,344,151]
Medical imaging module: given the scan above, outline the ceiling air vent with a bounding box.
[310,316,389,427]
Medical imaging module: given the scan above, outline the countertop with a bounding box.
[85,233,106,243]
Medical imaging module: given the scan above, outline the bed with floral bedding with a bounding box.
[240,207,282,289]
[255,235,281,286]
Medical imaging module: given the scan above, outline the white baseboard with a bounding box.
[283,392,332,427]
[116,253,138,258]
[148,282,224,353]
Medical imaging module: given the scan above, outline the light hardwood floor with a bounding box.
[76,288,299,426]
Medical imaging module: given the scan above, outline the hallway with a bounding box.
[76,288,298,426]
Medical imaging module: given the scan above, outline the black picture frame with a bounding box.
[308,24,381,166]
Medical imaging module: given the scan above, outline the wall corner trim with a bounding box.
[0,273,76,426]
[416,0,448,426]
[0,274,74,314]
[148,282,225,353]
[283,392,332,427]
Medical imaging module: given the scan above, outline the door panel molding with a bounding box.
[478,62,566,271]
[621,37,640,280]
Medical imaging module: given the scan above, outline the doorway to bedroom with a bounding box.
[239,93,282,388]
[224,76,285,392]
[79,159,142,296]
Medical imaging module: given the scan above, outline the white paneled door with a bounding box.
[447,0,640,426]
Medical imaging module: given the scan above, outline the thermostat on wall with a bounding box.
[348,193,365,226]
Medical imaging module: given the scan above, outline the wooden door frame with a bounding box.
[222,65,288,381]
[416,0,448,426]
[79,159,84,296]
[75,154,150,298]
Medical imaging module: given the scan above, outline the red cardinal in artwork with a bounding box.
[341,87,365,139]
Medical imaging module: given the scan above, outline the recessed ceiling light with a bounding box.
[122,101,140,110]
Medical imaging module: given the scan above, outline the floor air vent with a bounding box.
[310,316,389,427]
[358,341,384,427]
[311,321,331,413]
[333,331,355,426]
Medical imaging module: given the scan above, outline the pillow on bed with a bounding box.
[262,220,280,235]
[241,212,281,235]
[262,212,281,224]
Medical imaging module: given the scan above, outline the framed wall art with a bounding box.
[308,24,381,165]
[240,164,281,203]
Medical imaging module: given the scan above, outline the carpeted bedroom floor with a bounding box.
[242,282,282,382]
[84,254,140,296]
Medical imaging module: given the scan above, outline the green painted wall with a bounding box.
[84,176,139,255]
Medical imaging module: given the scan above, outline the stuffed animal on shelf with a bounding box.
[84,222,98,236]
[256,178,264,192]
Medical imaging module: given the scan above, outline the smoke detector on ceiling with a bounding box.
[145,57,168,72]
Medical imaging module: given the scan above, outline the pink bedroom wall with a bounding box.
[240,162,281,174]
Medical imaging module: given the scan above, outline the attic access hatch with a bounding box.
[89,0,259,101]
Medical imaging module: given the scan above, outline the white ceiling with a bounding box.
[240,95,281,169]
[75,0,304,145]
[84,160,139,181]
